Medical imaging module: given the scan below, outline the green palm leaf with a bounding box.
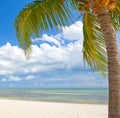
[110,1,120,31]
[83,11,108,75]
[15,0,74,58]
[15,0,108,75]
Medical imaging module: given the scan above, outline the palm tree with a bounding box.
[15,0,120,117]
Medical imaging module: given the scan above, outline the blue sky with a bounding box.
[0,1,32,46]
[0,0,118,88]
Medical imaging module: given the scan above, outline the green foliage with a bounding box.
[15,0,112,75]
[83,12,108,75]
[15,0,74,58]
[76,1,107,75]
[110,0,120,31]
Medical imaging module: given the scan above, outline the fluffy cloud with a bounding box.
[0,21,108,88]
[60,21,83,41]
[0,41,83,76]
[0,21,84,77]
[32,21,83,45]
[1,75,36,82]
[33,34,61,47]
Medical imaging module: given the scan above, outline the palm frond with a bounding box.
[83,12,108,76]
[110,1,120,31]
[76,1,89,20]
[15,0,74,58]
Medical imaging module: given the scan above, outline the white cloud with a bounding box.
[32,21,83,45]
[0,21,108,88]
[0,21,84,77]
[60,21,83,41]
[33,34,61,47]
[0,41,83,76]
[1,76,22,82]
[1,75,36,82]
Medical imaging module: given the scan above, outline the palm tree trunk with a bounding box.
[96,7,120,118]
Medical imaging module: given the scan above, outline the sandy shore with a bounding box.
[0,99,108,118]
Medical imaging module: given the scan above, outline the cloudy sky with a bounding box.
[0,0,118,88]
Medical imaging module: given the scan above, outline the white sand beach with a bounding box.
[0,99,108,118]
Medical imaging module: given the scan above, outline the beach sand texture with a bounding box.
[0,99,108,118]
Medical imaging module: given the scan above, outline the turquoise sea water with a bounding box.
[0,88,108,104]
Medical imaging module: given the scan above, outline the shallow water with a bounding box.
[0,88,108,104]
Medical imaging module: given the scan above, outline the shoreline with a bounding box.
[0,96,108,105]
[0,99,108,118]
[0,88,108,105]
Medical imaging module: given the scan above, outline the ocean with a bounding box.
[0,88,108,104]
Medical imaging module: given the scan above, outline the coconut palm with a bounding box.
[15,0,120,117]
